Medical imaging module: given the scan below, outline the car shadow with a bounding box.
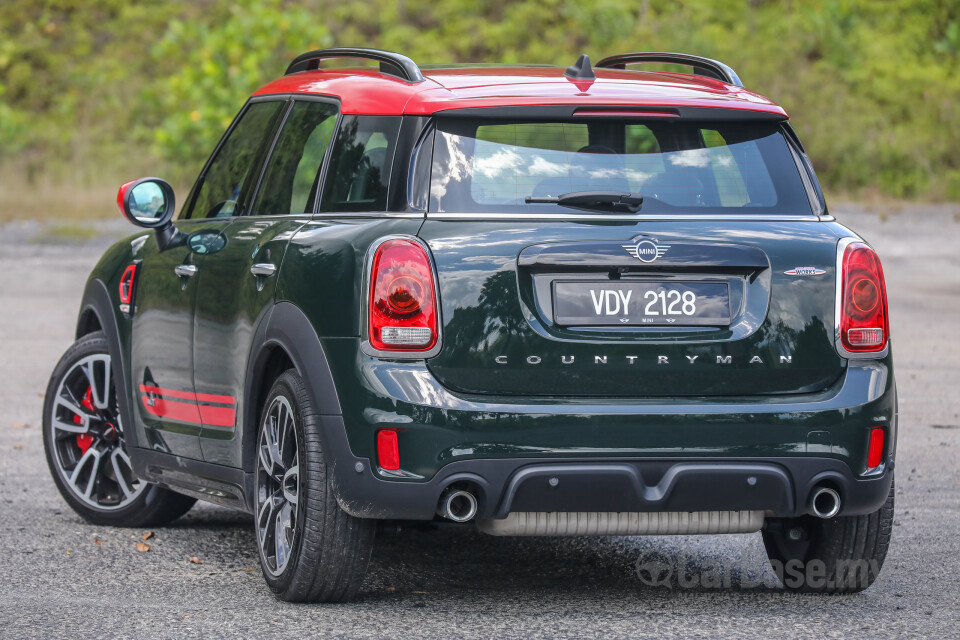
[361,524,784,600]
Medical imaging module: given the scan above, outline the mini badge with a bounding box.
[623,237,670,263]
[784,267,827,276]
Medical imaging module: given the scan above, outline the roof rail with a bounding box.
[285,47,425,83]
[595,52,743,87]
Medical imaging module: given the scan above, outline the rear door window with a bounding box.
[250,100,339,216]
[320,116,401,212]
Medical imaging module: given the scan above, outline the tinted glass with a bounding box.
[183,101,283,220]
[250,100,339,216]
[430,119,810,215]
[320,115,401,212]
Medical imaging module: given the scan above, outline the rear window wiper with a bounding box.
[524,190,643,213]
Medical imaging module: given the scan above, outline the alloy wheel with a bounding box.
[48,353,144,509]
[256,395,300,576]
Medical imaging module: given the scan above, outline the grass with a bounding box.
[0,164,189,224]
[42,222,104,242]
[0,176,118,223]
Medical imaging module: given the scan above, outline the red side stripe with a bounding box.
[141,395,202,425]
[195,390,236,405]
[139,384,195,402]
[139,384,235,406]
[139,384,237,428]
[198,405,237,428]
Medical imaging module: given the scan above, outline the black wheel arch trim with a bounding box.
[240,301,347,508]
[75,278,139,451]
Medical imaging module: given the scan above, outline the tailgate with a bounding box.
[421,219,843,397]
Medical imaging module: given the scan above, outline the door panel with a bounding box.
[193,218,304,465]
[130,220,228,458]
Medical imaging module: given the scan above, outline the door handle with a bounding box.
[174,264,198,278]
[250,263,277,277]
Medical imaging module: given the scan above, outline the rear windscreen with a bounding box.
[429,119,811,214]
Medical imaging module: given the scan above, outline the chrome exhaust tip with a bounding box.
[809,486,841,519]
[439,489,478,523]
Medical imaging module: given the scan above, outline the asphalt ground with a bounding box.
[0,206,958,639]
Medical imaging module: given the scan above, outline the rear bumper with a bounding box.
[317,341,897,522]
[325,441,893,520]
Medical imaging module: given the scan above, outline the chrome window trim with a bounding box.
[242,211,823,222]
[834,236,890,360]
[236,211,829,222]
[230,212,316,221]
[236,211,425,221]
[424,212,826,222]
[312,211,425,219]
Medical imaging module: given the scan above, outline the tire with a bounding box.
[43,331,196,527]
[255,369,375,603]
[761,477,895,593]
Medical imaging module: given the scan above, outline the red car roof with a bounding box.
[253,66,788,118]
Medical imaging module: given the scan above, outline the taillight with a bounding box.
[369,238,438,351]
[838,241,889,353]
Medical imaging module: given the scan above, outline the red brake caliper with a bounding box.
[74,386,95,454]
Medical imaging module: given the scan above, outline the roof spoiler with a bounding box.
[285,47,425,83]
[596,52,743,87]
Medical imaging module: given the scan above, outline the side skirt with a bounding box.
[130,448,253,513]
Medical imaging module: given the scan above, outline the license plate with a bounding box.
[552,281,730,326]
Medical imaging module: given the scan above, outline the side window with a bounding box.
[320,116,401,212]
[250,100,339,216]
[183,101,283,220]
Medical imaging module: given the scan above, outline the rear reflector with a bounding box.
[867,427,884,469]
[377,430,400,470]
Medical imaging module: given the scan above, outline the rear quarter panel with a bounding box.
[276,216,424,339]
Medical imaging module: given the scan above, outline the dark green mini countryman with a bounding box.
[43,49,895,601]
